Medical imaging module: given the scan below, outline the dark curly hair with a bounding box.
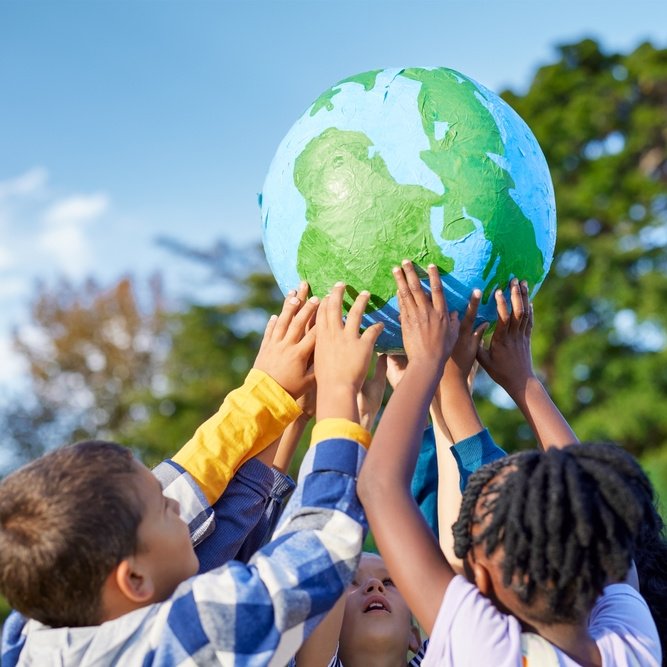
[452,443,647,626]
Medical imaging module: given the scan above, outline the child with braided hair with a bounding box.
[358,261,662,667]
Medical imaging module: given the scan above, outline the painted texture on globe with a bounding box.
[261,67,556,351]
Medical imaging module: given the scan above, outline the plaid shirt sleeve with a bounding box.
[154,457,294,570]
[150,435,367,667]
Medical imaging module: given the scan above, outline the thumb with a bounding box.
[361,322,384,348]
[476,343,491,370]
[373,354,388,382]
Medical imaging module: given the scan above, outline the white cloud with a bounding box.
[38,222,93,277]
[38,192,110,277]
[44,193,109,226]
[0,167,48,201]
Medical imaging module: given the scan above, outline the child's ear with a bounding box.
[472,562,492,597]
[408,623,422,653]
[114,557,155,604]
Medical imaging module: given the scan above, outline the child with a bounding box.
[358,261,662,666]
[0,283,383,665]
[1,286,315,661]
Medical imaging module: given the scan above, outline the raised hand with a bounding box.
[315,282,384,422]
[393,261,459,371]
[476,278,535,397]
[445,289,489,384]
[253,281,319,398]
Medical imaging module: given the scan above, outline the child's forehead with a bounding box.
[130,461,164,508]
[358,552,388,575]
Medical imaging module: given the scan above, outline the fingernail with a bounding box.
[360,290,370,296]
[289,297,300,305]
[300,281,308,289]
[288,289,297,297]
[392,266,401,273]
[269,314,278,321]
[309,296,319,304]
[334,281,345,287]
[401,259,411,266]
[472,289,481,297]
[511,278,518,286]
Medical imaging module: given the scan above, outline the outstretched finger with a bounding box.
[286,296,320,343]
[295,280,310,303]
[360,322,384,348]
[428,264,446,315]
[519,281,531,334]
[273,290,302,339]
[461,289,482,334]
[327,282,346,330]
[259,314,279,351]
[392,265,415,316]
[494,288,510,334]
[509,278,524,333]
[402,260,429,307]
[346,290,371,333]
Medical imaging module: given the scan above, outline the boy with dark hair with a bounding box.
[0,283,383,666]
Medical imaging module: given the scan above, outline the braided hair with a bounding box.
[452,443,645,625]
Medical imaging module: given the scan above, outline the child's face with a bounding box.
[339,552,419,655]
[132,462,199,601]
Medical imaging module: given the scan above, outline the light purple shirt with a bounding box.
[422,576,662,667]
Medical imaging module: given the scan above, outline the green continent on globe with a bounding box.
[310,70,383,117]
[401,68,545,300]
[294,127,454,310]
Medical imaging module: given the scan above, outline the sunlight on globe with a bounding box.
[261,67,557,351]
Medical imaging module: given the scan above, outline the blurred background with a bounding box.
[1,0,667,620]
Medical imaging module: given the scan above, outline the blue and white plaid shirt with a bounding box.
[2,436,367,667]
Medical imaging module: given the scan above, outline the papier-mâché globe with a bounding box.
[261,67,556,351]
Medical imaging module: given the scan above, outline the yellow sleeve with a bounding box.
[172,368,302,504]
[311,419,371,450]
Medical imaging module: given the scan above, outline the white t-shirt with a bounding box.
[422,576,661,666]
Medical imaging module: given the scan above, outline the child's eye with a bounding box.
[383,578,394,587]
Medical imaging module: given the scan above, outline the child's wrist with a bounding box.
[317,384,360,423]
[504,372,539,400]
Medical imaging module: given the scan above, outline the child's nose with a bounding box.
[364,577,384,593]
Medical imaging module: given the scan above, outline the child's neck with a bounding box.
[524,619,601,667]
[340,643,406,667]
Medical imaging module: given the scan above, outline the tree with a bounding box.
[0,275,166,472]
[475,40,667,451]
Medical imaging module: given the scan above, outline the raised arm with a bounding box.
[170,282,318,503]
[477,279,578,450]
[358,261,459,634]
[162,284,384,664]
[430,290,487,571]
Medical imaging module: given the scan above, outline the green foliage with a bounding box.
[476,39,667,463]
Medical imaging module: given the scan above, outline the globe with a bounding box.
[261,67,556,351]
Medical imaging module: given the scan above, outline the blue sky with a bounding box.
[1,0,666,390]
